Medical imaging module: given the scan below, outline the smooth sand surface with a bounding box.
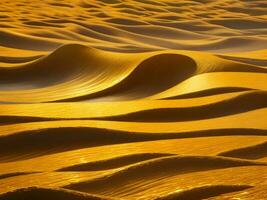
[0,0,267,199]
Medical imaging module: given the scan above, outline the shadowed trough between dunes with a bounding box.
[56,52,197,101]
[1,43,267,102]
[218,141,267,160]
[94,91,267,122]
[155,185,253,200]
[65,155,264,193]
[0,187,113,200]
[0,90,264,124]
[57,153,175,172]
[0,127,267,162]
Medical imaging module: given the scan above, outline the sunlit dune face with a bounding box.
[0,0,267,200]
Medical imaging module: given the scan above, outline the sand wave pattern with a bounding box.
[1,0,267,199]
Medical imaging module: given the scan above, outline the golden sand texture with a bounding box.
[0,0,267,199]
[1,0,267,53]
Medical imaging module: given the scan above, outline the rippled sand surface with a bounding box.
[0,0,267,199]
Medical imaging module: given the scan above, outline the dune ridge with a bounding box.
[0,172,35,180]
[65,155,264,193]
[1,43,267,102]
[0,90,263,124]
[0,187,113,200]
[94,91,267,122]
[58,153,174,172]
[155,185,253,200]
[1,126,267,162]
[218,141,267,160]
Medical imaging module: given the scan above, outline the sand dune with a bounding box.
[0,172,34,180]
[0,105,267,161]
[155,185,252,200]
[0,185,252,200]
[1,0,267,199]
[218,141,267,160]
[1,43,267,102]
[65,155,264,192]
[58,153,174,171]
[94,91,267,122]
[0,187,112,200]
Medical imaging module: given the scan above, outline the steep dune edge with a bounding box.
[0,44,110,90]
[218,55,267,67]
[0,44,199,102]
[1,127,267,162]
[0,55,42,64]
[1,43,267,102]
[0,30,62,51]
[218,141,267,160]
[95,91,267,122]
[0,187,113,200]
[65,155,264,193]
[58,53,267,102]
[162,87,252,99]
[151,72,267,100]
[0,90,257,125]
[0,172,35,180]
[57,153,174,171]
[155,185,253,200]
[0,116,51,125]
[61,53,197,101]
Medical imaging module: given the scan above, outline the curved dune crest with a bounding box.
[0,30,61,51]
[0,172,34,180]
[1,126,267,161]
[218,55,267,67]
[152,72,267,100]
[0,91,256,124]
[69,53,197,101]
[0,54,42,64]
[0,187,112,200]
[162,87,253,99]
[0,44,114,90]
[0,45,198,101]
[66,155,264,192]
[1,43,267,102]
[218,141,267,160]
[95,91,267,122]
[57,153,174,171]
[155,185,253,200]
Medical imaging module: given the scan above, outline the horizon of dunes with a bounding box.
[1,0,267,199]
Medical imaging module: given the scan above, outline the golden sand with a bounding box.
[0,0,267,199]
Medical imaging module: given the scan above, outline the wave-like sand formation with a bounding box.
[155,185,253,200]
[218,141,267,160]
[65,155,264,193]
[1,0,267,199]
[1,125,266,162]
[95,91,267,122]
[1,43,267,102]
[0,90,262,124]
[0,185,252,200]
[58,153,174,172]
[0,187,112,200]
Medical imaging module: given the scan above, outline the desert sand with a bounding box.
[0,0,267,199]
